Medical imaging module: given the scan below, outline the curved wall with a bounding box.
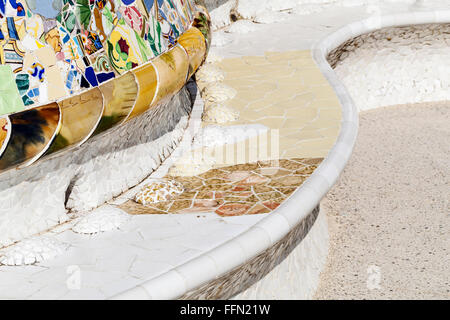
[329,23,450,111]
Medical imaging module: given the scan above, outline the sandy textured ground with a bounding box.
[315,102,450,300]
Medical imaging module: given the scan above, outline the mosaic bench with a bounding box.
[0,0,447,300]
[0,0,211,246]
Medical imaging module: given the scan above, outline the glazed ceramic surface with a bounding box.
[0,0,209,172]
[94,71,139,134]
[178,26,206,78]
[0,102,61,170]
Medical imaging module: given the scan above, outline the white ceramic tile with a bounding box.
[128,258,173,280]
[279,187,319,228]
[221,214,269,226]
[99,277,143,298]
[175,255,218,291]
[206,241,247,276]
[255,214,291,244]
[140,270,187,299]
[300,174,331,200]
[313,162,340,187]
[235,227,272,258]
[111,285,151,300]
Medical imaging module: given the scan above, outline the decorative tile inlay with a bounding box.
[196,50,343,160]
[119,158,323,216]
[134,179,184,206]
[0,0,208,171]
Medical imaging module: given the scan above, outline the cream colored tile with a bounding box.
[35,46,57,67]
[272,98,308,110]
[226,98,249,109]
[242,56,270,65]
[234,90,265,102]
[310,98,341,109]
[259,96,288,107]
[278,137,301,153]
[258,64,295,76]
[289,58,315,68]
[288,130,324,141]
[262,106,286,117]
[299,69,328,86]
[285,107,318,119]
[46,66,67,100]
[246,99,274,111]
[310,116,341,128]
[225,71,259,80]
[283,147,328,159]
[218,57,246,67]
[278,82,309,95]
[279,128,301,137]
[255,117,286,129]
[238,108,266,120]
[318,126,341,139]
[283,111,318,128]
[200,50,339,162]
[320,108,342,120]
[297,137,337,150]
[264,91,301,104]
[283,119,315,129]
[223,78,259,88]
[308,85,337,99]
[265,50,311,61]
[251,82,278,93]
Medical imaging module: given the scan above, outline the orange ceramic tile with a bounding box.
[119,158,323,217]
[178,27,207,79]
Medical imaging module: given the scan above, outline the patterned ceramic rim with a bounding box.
[111,9,450,300]
[0,3,211,175]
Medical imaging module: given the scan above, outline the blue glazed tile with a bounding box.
[7,17,19,39]
[96,72,115,84]
[85,66,99,87]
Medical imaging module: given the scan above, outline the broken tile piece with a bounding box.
[134,180,184,206]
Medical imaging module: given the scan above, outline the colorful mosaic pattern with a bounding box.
[0,1,210,172]
[0,0,198,112]
[119,158,323,216]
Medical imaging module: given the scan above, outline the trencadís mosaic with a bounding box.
[0,0,210,172]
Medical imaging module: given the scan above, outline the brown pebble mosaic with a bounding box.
[118,158,323,217]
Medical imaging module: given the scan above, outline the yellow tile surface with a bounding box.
[198,50,342,159]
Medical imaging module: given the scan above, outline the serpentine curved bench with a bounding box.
[0,1,209,172]
[0,1,448,300]
[112,8,450,300]
[0,1,211,246]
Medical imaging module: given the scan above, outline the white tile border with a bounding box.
[112,9,450,300]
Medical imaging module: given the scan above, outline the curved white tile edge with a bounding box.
[111,9,450,300]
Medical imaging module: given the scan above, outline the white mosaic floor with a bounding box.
[0,213,269,299]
